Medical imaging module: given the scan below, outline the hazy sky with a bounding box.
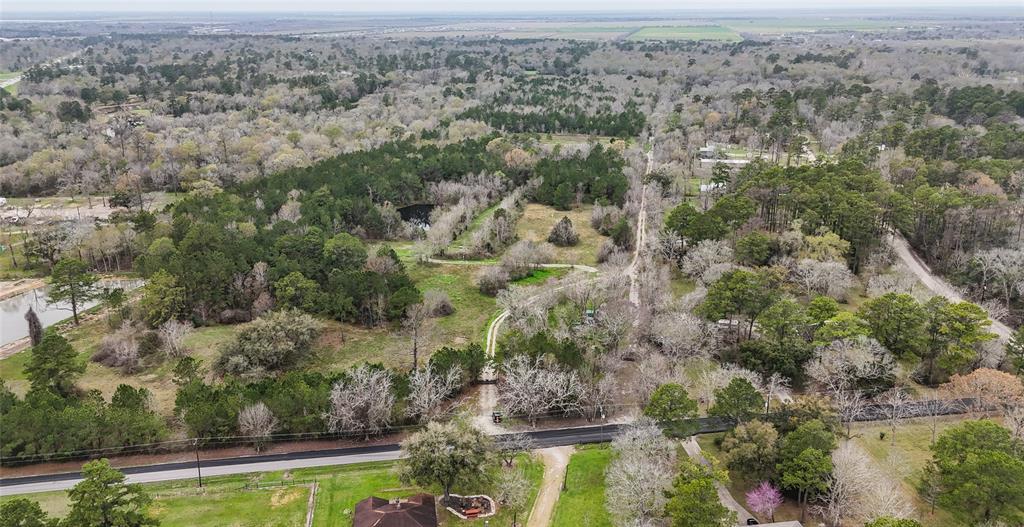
[4,0,1022,13]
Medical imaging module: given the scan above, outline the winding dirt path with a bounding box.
[526,446,573,527]
[682,437,754,523]
[887,232,1013,342]
[426,258,599,432]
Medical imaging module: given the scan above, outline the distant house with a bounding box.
[353,494,438,527]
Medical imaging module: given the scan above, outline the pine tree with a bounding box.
[24,306,43,346]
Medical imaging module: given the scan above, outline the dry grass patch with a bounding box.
[516,204,605,266]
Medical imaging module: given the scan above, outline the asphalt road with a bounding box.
[0,424,622,495]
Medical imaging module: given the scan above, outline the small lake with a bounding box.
[398,203,435,229]
[0,279,144,348]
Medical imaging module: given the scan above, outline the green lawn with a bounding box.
[551,445,614,527]
[152,485,309,527]
[3,455,544,527]
[513,267,570,286]
[852,418,965,526]
[0,236,43,279]
[628,26,742,42]
[669,268,697,299]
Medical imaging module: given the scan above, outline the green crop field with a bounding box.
[719,18,900,34]
[628,26,743,42]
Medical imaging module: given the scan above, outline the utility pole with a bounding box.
[194,439,203,488]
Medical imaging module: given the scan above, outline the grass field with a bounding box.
[0,259,498,415]
[628,26,743,42]
[0,233,41,280]
[551,445,614,527]
[2,455,544,527]
[516,204,605,266]
[718,17,900,34]
[447,202,501,256]
[0,71,19,95]
[525,133,629,148]
[851,418,966,526]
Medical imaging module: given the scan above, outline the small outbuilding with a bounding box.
[353,494,438,527]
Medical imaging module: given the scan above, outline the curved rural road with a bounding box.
[887,232,1014,342]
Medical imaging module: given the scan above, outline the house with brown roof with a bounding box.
[353,493,438,527]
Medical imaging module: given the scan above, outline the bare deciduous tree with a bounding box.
[238,401,278,452]
[326,365,395,437]
[403,302,431,370]
[817,442,915,527]
[497,432,536,467]
[807,336,896,395]
[158,319,193,358]
[501,240,554,279]
[879,387,911,445]
[649,309,720,360]
[477,265,511,296]
[497,285,554,337]
[680,239,733,284]
[605,419,676,527]
[406,365,462,422]
[793,258,856,300]
[498,355,585,426]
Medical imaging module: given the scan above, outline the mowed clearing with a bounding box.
[516,204,605,266]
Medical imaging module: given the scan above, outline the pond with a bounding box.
[0,279,144,348]
[397,203,435,229]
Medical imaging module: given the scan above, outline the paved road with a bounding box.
[0,424,622,496]
[887,232,1014,342]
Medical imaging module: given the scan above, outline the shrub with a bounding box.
[92,322,159,374]
[547,216,579,246]
[423,290,455,317]
[214,309,322,378]
[477,266,511,296]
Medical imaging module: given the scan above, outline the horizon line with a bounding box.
[4,5,1022,14]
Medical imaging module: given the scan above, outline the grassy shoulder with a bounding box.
[3,455,544,527]
[551,444,614,527]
